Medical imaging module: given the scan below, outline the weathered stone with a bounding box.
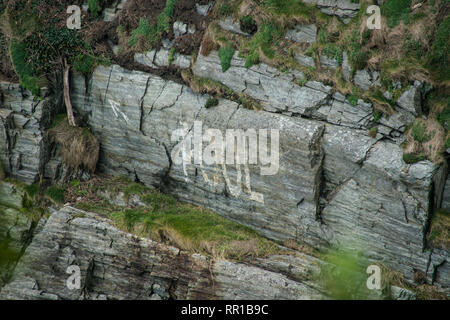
[353,69,381,91]
[294,52,316,68]
[286,24,317,44]
[390,286,417,300]
[193,50,331,114]
[0,206,325,300]
[218,17,250,36]
[173,21,187,37]
[309,0,361,24]
[135,48,191,69]
[0,181,25,209]
[342,51,351,81]
[320,55,338,69]
[442,174,450,210]
[196,3,212,16]
[396,82,423,117]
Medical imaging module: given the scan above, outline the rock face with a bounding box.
[303,0,361,24]
[286,24,317,44]
[0,83,59,183]
[66,62,450,290]
[0,206,325,300]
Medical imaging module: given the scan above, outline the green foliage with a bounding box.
[218,44,235,72]
[45,186,65,204]
[317,29,329,45]
[71,54,97,75]
[242,22,283,68]
[382,0,411,28]
[373,110,382,123]
[347,94,359,106]
[369,126,378,138]
[403,153,426,164]
[24,183,39,199]
[129,0,178,49]
[168,47,175,65]
[10,41,40,96]
[88,0,102,17]
[428,16,450,81]
[318,247,373,300]
[205,97,219,108]
[347,30,369,71]
[322,44,343,65]
[411,120,432,143]
[446,137,450,149]
[437,104,450,127]
[245,51,259,68]
[239,15,257,34]
[264,0,313,17]
[106,184,278,259]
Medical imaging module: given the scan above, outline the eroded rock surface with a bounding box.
[0,206,325,300]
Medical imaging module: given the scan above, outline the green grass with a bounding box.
[10,41,40,96]
[347,94,359,106]
[241,22,283,68]
[428,16,450,81]
[168,47,175,65]
[346,30,369,71]
[264,0,313,17]
[218,44,235,72]
[317,247,374,300]
[45,186,65,204]
[88,0,102,17]
[411,120,432,143]
[205,97,219,108]
[382,0,412,28]
[322,44,343,66]
[129,0,178,49]
[427,210,449,250]
[403,153,426,164]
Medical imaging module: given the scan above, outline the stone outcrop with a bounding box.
[0,82,61,184]
[303,0,361,24]
[66,62,450,290]
[0,206,325,300]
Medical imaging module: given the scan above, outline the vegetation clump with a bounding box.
[218,43,235,72]
[48,117,100,174]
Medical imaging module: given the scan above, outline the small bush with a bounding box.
[382,0,411,28]
[10,41,40,96]
[429,16,450,81]
[205,97,219,108]
[240,16,257,34]
[45,186,65,204]
[323,44,343,65]
[347,94,358,106]
[411,121,432,143]
[218,44,235,72]
[88,0,102,17]
[264,0,313,17]
[71,54,97,75]
[403,153,425,164]
[245,51,259,68]
[168,48,175,65]
[347,30,369,71]
[369,127,378,138]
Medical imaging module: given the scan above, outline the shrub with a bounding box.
[382,0,411,28]
[411,121,432,143]
[429,16,450,81]
[240,16,257,34]
[369,127,378,138]
[168,47,175,65]
[347,30,369,71]
[323,44,343,65]
[318,247,373,300]
[264,0,313,17]
[88,0,102,17]
[10,40,40,96]
[245,51,259,68]
[45,186,65,204]
[347,94,358,106]
[71,54,97,75]
[218,44,235,72]
[403,153,425,164]
[205,97,219,108]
